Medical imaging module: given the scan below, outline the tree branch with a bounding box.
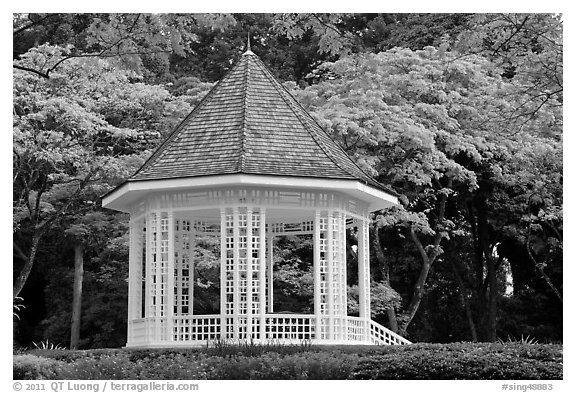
[526,214,563,303]
[13,241,29,262]
[491,15,530,57]
[13,64,50,79]
[12,14,176,79]
[409,227,429,264]
[311,13,345,37]
[13,14,55,36]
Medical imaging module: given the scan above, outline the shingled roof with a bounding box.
[128,49,395,195]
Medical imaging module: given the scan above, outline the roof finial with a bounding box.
[243,33,253,55]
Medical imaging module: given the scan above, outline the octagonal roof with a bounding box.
[103,49,398,212]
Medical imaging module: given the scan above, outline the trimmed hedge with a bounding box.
[13,355,59,380]
[13,351,358,380]
[351,343,563,380]
[14,342,562,380]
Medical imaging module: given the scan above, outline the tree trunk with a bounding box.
[386,307,399,333]
[370,224,399,332]
[467,201,485,288]
[477,196,497,342]
[399,229,433,336]
[450,260,478,341]
[70,244,84,350]
[526,225,563,303]
[398,182,451,336]
[13,235,41,298]
[484,252,498,342]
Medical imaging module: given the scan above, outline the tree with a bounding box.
[70,243,83,349]
[13,13,562,347]
[272,13,474,58]
[13,13,236,81]
[13,45,200,299]
[289,41,561,339]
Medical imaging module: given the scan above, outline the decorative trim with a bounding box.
[103,174,398,213]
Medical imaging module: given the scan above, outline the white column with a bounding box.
[219,209,227,339]
[127,217,137,344]
[246,208,253,339]
[313,210,322,341]
[259,208,267,341]
[267,233,274,313]
[145,214,153,344]
[232,207,240,339]
[166,211,175,341]
[326,210,334,341]
[357,218,370,341]
[189,223,195,316]
[364,219,371,320]
[154,211,162,342]
[339,211,347,341]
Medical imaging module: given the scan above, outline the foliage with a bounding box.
[13,297,25,320]
[497,335,539,345]
[13,354,60,380]
[13,13,562,348]
[12,44,210,345]
[32,340,66,350]
[289,39,561,339]
[205,351,357,379]
[273,14,474,57]
[14,348,357,380]
[12,13,232,80]
[351,342,562,380]
[15,343,562,380]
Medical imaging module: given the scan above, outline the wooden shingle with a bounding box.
[129,50,395,195]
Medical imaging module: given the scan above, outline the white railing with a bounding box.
[264,314,315,341]
[345,316,367,342]
[127,314,410,346]
[173,315,221,342]
[369,319,411,345]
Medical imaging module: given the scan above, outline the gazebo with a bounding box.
[102,47,410,347]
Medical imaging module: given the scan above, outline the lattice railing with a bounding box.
[264,315,315,341]
[173,315,221,341]
[369,319,411,345]
[345,317,367,342]
[127,315,410,346]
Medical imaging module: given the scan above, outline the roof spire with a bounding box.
[243,33,254,55]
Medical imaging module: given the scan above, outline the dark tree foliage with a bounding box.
[168,13,329,84]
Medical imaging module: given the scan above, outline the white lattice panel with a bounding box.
[173,316,221,341]
[174,219,192,316]
[220,207,268,340]
[369,320,411,345]
[264,315,315,340]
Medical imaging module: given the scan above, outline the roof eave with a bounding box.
[102,174,399,213]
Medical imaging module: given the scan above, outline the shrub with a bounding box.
[51,353,137,380]
[26,349,95,362]
[203,339,318,358]
[203,351,359,379]
[13,355,61,379]
[15,342,562,380]
[131,353,209,379]
[351,343,563,380]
